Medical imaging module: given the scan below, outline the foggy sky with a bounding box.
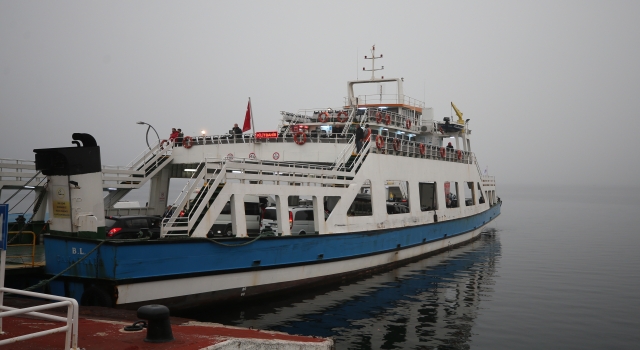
[2,1,639,187]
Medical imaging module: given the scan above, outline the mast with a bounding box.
[363,45,384,80]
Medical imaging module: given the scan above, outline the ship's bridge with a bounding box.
[345,77,425,114]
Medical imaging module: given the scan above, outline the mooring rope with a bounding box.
[205,233,264,247]
[22,239,107,292]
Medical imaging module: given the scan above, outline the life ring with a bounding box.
[376,112,383,123]
[439,147,446,158]
[375,135,384,149]
[385,114,391,125]
[294,132,307,145]
[438,126,445,134]
[419,143,426,155]
[336,111,348,122]
[393,138,401,151]
[183,136,193,149]
[457,150,463,160]
[364,128,371,141]
[159,139,169,150]
[406,119,412,129]
[318,111,329,123]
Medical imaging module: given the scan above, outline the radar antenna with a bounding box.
[363,45,384,80]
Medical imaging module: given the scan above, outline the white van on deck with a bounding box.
[203,195,262,237]
[260,206,326,235]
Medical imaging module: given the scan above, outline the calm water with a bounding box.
[177,185,640,349]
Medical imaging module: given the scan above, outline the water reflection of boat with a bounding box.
[186,234,501,349]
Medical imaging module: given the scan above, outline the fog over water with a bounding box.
[2,1,639,188]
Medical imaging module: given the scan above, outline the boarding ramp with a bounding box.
[0,159,46,192]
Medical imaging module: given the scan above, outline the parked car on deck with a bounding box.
[105,216,161,239]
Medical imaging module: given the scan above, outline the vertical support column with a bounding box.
[275,195,291,236]
[148,167,171,216]
[32,187,47,222]
[230,194,247,237]
[312,195,324,235]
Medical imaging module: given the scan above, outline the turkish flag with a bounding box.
[242,100,252,132]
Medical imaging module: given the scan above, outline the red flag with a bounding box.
[242,100,252,132]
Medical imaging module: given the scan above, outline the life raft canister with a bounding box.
[439,147,446,158]
[183,136,193,149]
[376,112,383,124]
[419,143,426,155]
[385,114,391,125]
[375,134,384,149]
[406,118,412,129]
[294,131,307,145]
[318,111,330,123]
[393,138,401,151]
[457,149,463,160]
[336,111,348,122]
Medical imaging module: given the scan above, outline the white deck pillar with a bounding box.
[148,167,171,216]
[230,194,247,237]
[275,195,291,236]
[312,195,324,234]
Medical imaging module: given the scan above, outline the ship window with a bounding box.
[325,196,341,219]
[347,181,372,216]
[445,182,459,208]
[419,182,437,211]
[386,180,409,215]
[477,183,485,204]
[464,182,475,206]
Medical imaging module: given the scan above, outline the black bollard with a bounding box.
[137,304,174,343]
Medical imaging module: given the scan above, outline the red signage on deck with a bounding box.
[291,125,309,133]
[256,131,278,139]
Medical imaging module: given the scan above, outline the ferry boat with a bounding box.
[30,47,501,310]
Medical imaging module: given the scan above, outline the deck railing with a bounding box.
[6,231,36,267]
[0,288,79,350]
[369,135,472,164]
[343,93,426,109]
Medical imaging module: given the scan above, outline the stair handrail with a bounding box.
[126,139,171,169]
[340,107,357,135]
[183,161,228,234]
[330,134,356,171]
[162,162,206,227]
[344,138,372,173]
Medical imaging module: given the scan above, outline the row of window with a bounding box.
[347,181,487,217]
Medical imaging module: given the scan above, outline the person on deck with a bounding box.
[446,142,454,150]
[169,128,179,143]
[364,124,371,141]
[232,123,243,138]
[176,128,184,146]
[355,124,364,153]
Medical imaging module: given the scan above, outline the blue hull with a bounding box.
[44,204,501,309]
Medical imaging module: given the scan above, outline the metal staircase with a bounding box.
[102,141,174,206]
[159,142,371,237]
